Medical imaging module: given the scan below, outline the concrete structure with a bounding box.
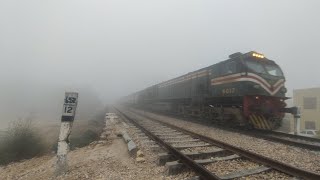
[278,114,294,133]
[293,87,320,131]
[56,92,78,176]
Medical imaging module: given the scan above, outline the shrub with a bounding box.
[0,119,46,165]
[69,130,99,149]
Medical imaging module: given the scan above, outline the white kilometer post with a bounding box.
[55,92,78,175]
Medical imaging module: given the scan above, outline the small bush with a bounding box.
[69,130,99,149]
[0,119,46,165]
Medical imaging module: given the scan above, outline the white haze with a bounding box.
[0,0,320,128]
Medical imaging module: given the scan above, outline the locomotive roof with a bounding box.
[155,51,276,87]
[137,51,278,92]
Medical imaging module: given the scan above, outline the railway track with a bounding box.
[116,108,320,180]
[135,109,320,151]
[249,130,320,151]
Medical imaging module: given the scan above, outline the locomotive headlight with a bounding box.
[252,52,265,58]
[281,87,287,93]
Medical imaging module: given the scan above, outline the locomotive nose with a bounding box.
[248,97,284,115]
[249,104,273,114]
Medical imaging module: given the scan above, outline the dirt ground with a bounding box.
[0,121,168,180]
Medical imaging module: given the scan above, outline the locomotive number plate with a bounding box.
[222,88,236,95]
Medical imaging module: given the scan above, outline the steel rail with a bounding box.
[134,108,320,151]
[218,128,320,151]
[251,132,320,151]
[127,109,320,180]
[255,129,320,144]
[115,108,221,180]
[260,130,320,143]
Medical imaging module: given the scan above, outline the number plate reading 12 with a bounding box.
[62,92,78,118]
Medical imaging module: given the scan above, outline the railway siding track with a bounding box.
[251,130,320,151]
[116,108,320,180]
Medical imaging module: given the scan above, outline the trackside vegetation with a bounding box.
[0,119,46,165]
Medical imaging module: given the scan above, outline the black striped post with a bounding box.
[55,92,78,176]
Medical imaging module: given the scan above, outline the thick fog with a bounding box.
[1,0,320,128]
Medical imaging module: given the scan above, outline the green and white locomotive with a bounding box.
[122,51,287,130]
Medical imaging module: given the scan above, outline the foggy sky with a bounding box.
[1,1,320,126]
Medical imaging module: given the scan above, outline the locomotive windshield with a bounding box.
[245,60,284,77]
[264,64,283,76]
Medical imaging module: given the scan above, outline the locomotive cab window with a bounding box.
[221,61,238,75]
[265,64,284,76]
[245,60,284,77]
[226,61,236,74]
[245,60,265,74]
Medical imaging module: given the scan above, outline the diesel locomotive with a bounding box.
[121,51,288,130]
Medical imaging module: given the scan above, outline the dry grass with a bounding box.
[0,119,46,165]
[0,107,105,165]
[0,109,106,166]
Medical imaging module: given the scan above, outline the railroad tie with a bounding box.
[165,154,240,175]
[172,143,212,149]
[219,166,271,180]
[165,139,201,143]
[158,148,227,166]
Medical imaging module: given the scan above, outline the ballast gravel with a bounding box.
[128,109,320,174]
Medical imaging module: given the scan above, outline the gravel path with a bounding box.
[128,108,320,174]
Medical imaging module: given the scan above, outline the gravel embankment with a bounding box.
[128,108,320,174]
